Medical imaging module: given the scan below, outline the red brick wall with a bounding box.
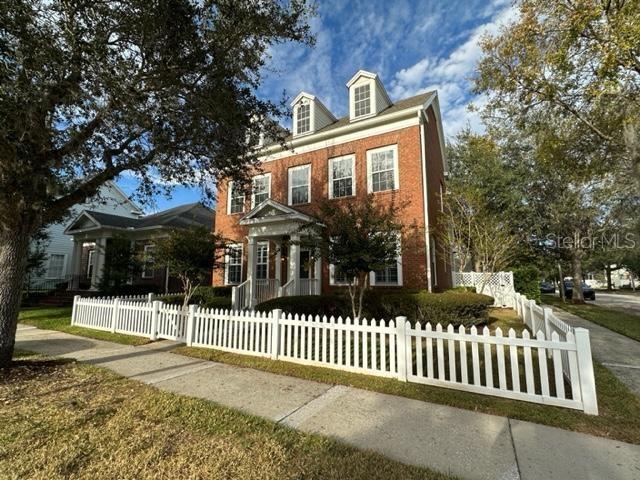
[213,119,448,292]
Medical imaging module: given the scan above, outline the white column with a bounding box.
[289,233,300,295]
[91,237,107,290]
[69,240,83,289]
[313,253,321,295]
[247,237,258,307]
[275,240,282,284]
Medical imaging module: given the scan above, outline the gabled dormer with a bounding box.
[346,70,392,122]
[291,92,336,137]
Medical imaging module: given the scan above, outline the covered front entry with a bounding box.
[233,199,321,310]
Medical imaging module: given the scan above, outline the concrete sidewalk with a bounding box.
[549,307,640,395]
[15,324,640,480]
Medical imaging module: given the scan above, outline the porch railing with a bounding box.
[231,279,250,311]
[297,278,320,296]
[281,278,295,297]
[255,279,280,305]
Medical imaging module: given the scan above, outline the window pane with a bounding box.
[227,246,242,284]
[375,263,399,285]
[229,183,244,213]
[291,185,308,204]
[354,84,371,117]
[331,157,354,198]
[297,103,310,134]
[291,167,309,186]
[370,149,395,192]
[290,166,309,204]
[256,244,268,280]
[48,254,65,278]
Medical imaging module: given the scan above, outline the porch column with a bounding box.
[289,233,300,296]
[275,240,282,284]
[313,254,322,295]
[68,239,83,290]
[91,237,107,290]
[247,237,258,308]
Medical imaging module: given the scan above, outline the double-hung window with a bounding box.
[225,244,243,285]
[354,84,371,117]
[329,155,355,198]
[288,164,311,205]
[256,242,268,280]
[371,234,403,286]
[367,145,398,193]
[227,181,245,214]
[46,254,65,279]
[251,173,271,208]
[296,103,311,135]
[142,244,155,278]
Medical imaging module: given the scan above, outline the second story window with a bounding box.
[367,145,398,193]
[251,173,271,208]
[329,155,355,198]
[354,84,371,117]
[296,103,311,135]
[288,164,310,205]
[227,181,245,215]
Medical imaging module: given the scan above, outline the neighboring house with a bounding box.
[64,203,214,292]
[213,69,451,309]
[27,181,143,289]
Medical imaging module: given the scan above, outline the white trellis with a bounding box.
[452,271,515,308]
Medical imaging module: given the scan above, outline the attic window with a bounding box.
[354,84,371,117]
[296,103,311,134]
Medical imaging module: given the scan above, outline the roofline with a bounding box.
[106,180,143,214]
[290,91,337,122]
[64,210,102,235]
[422,94,447,173]
[239,198,316,226]
[345,70,392,105]
[290,91,316,106]
[257,92,436,160]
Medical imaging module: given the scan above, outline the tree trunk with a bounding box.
[0,228,31,367]
[605,265,613,291]
[571,250,585,304]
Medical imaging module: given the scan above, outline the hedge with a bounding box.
[512,265,541,302]
[158,286,232,310]
[256,290,494,327]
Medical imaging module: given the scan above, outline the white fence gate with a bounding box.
[71,292,598,414]
[453,271,515,308]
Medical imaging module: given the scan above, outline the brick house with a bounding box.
[213,70,451,309]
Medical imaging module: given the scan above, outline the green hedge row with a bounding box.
[157,286,232,310]
[256,290,494,327]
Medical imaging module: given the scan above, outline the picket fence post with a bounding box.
[270,309,282,360]
[574,328,598,415]
[147,293,154,303]
[542,307,553,358]
[529,300,537,333]
[186,304,196,346]
[150,300,161,340]
[110,298,120,333]
[395,316,408,382]
[71,295,80,325]
[231,287,238,311]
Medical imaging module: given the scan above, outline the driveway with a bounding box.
[594,292,640,315]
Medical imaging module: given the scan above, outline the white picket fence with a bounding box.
[70,293,598,414]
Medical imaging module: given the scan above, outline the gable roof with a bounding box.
[239,198,316,226]
[65,202,214,234]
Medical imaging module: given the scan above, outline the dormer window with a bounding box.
[296,102,311,134]
[354,84,371,117]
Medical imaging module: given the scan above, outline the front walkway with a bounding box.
[549,307,640,395]
[15,324,640,480]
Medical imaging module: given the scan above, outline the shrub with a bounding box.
[158,286,232,310]
[447,286,476,293]
[256,295,350,318]
[512,265,541,301]
[256,290,494,327]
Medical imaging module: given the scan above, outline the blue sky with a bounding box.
[117,0,516,213]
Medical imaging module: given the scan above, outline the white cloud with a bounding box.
[389,3,517,137]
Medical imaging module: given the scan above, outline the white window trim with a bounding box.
[142,244,155,279]
[328,154,356,199]
[256,241,269,280]
[227,181,245,215]
[430,237,438,287]
[349,79,377,122]
[288,164,311,205]
[370,235,403,286]
[293,100,314,137]
[329,263,352,286]
[366,144,399,193]
[45,253,67,279]
[251,173,271,209]
[87,249,95,277]
[224,243,243,285]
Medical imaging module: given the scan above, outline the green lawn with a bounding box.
[174,308,640,445]
[18,307,151,346]
[542,295,640,342]
[1,352,451,480]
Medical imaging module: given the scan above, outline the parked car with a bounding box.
[563,281,596,300]
[540,282,555,294]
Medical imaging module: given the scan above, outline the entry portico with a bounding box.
[233,199,321,309]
